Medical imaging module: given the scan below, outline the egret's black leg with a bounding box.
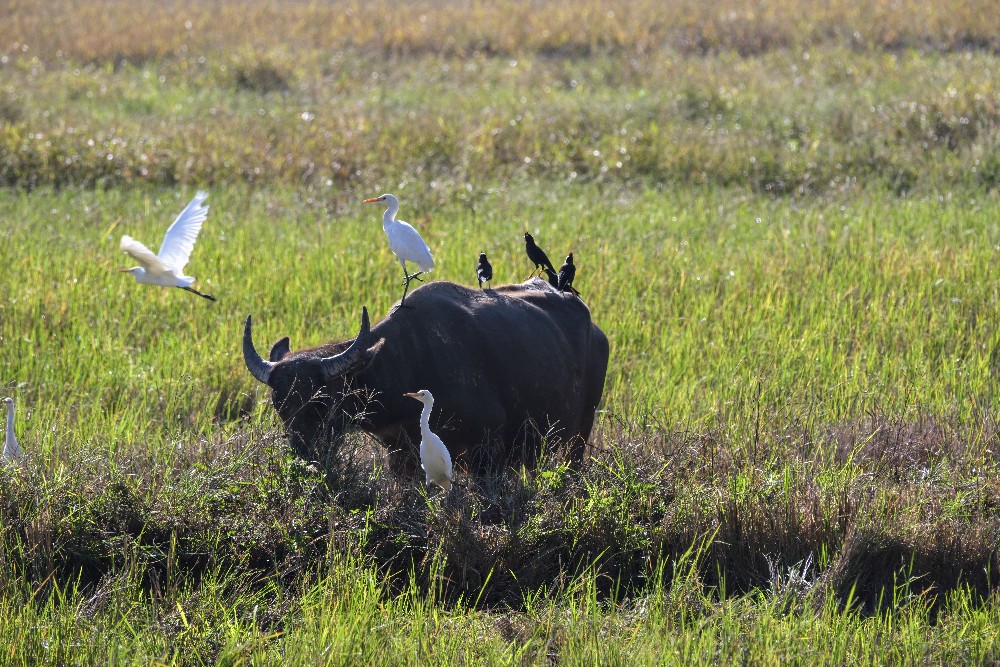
[399,269,425,286]
[398,273,414,308]
[180,286,217,302]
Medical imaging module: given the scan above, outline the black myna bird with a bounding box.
[524,232,556,280]
[476,252,493,289]
[557,253,579,294]
[542,267,559,289]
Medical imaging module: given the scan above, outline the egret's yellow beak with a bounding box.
[362,197,382,204]
[403,392,419,398]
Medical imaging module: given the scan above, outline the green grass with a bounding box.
[3,185,999,444]
[2,0,1000,663]
[3,181,999,664]
[3,538,999,664]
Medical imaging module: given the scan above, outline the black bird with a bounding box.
[476,252,493,289]
[557,253,579,294]
[542,267,560,289]
[524,232,556,280]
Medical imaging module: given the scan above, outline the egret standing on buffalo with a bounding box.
[363,194,434,307]
[3,397,24,465]
[118,191,216,301]
[476,252,493,289]
[403,389,453,492]
[524,232,556,280]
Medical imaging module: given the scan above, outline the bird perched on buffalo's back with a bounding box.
[557,253,580,295]
[362,193,434,308]
[524,232,556,280]
[476,252,493,289]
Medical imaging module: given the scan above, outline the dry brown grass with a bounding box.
[4,0,1000,65]
[13,407,995,614]
[3,1,1000,194]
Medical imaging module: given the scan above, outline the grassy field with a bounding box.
[2,0,1000,664]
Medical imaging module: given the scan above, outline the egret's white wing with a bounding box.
[422,435,452,479]
[392,221,435,272]
[120,235,169,273]
[157,191,209,272]
[3,437,23,464]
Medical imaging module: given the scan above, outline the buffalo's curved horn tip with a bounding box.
[243,315,276,384]
[319,306,373,382]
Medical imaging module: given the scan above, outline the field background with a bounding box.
[2,0,1000,663]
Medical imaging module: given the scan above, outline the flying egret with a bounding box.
[119,191,216,301]
[557,253,579,295]
[403,389,453,492]
[524,232,556,280]
[363,193,434,307]
[2,397,24,465]
[476,252,493,289]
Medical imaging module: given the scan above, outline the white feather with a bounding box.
[405,389,453,492]
[3,397,24,465]
[119,191,214,300]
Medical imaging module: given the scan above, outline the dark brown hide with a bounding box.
[244,279,609,471]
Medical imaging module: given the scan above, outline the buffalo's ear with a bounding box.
[356,338,386,372]
[269,337,291,362]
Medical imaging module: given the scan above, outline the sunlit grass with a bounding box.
[3,184,999,452]
[3,542,998,664]
[2,18,1000,194]
[2,0,1000,662]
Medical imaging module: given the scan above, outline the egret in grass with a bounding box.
[403,389,453,492]
[3,397,24,465]
[557,253,579,295]
[363,193,434,307]
[119,191,216,301]
[476,252,493,289]
[524,232,556,280]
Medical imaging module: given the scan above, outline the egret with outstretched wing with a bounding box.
[119,191,216,301]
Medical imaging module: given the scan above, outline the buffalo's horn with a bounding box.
[319,306,373,382]
[243,315,276,384]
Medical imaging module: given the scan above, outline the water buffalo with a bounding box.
[242,279,609,472]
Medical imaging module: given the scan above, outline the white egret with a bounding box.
[2,397,24,465]
[119,191,216,301]
[403,389,453,492]
[363,193,434,307]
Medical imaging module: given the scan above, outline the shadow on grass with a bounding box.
[1,407,998,622]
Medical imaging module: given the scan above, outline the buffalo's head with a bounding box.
[243,308,384,461]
